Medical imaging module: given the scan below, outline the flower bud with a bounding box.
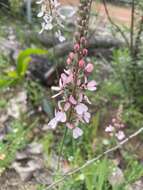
[80,36,87,45]
[85,63,94,73]
[74,43,80,52]
[79,59,85,68]
[83,48,88,56]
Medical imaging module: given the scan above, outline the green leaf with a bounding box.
[16,48,48,76]
[0,78,15,89]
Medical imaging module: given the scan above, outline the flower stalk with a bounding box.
[47,0,96,139]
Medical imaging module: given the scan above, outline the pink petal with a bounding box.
[69,95,77,105]
[87,80,97,91]
[64,102,71,111]
[73,127,83,139]
[66,123,74,129]
[61,73,67,85]
[47,118,58,129]
[83,112,91,123]
[55,111,66,122]
[85,63,94,73]
[115,131,125,140]
[75,103,88,115]
[67,73,73,83]
[105,125,114,132]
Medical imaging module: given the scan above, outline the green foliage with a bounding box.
[0,120,29,169]
[125,158,143,183]
[61,159,111,190]
[83,159,111,190]
[0,48,48,89]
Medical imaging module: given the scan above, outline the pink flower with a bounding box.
[75,103,88,115]
[82,48,88,56]
[55,111,67,122]
[105,125,114,132]
[47,111,67,129]
[73,127,83,139]
[80,37,87,45]
[86,80,97,91]
[115,131,125,141]
[74,43,80,52]
[85,63,94,73]
[78,59,85,68]
[69,95,77,105]
[46,118,58,129]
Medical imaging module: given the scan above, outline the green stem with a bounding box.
[57,127,68,171]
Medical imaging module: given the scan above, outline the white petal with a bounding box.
[73,127,83,139]
[51,86,61,91]
[83,112,91,123]
[36,0,43,4]
[37,11,44,17]
[47,118,58,129]
[75,103,88,115]
[55,112,66,122]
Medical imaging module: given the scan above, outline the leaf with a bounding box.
[0,78,15,89]
[7,71,18,78]
[42,99,53,119]
[16,48,48,76]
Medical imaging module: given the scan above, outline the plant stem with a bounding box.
[57,127,68,171]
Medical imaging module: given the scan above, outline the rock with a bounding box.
[16,151,28,161]
[26,142,43,155]
[12,158,44,181]
[131,180,143,190]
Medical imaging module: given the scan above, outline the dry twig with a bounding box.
[46,127,143,190]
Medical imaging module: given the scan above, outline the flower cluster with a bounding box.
[105,105,126,141]
[48,38,96,139]
[37,0,65,42]
[46,0,94,139]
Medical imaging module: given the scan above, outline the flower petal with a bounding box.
[75,103,88,115]
[47,118,58,129]
[87,80,97,91]
[69,95,77,105]
[83,112,91,123]
[55,111,66,122]
[73,127,83,139]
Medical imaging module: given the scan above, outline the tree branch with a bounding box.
[46,127,143,190]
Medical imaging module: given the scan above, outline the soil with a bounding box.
[61,1,131,25]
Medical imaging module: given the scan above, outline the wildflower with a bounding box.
[115,131,125,141]
[37,0,65,41]
[47,111,67,129]
[46,0,95,139]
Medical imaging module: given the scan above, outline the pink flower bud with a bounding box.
[85,63,94,73]
[78,59,85,68]
[66,58,71,65]
[69,52,75,60]
[74,43,80,52]
[80,37,87,45]
[83,48,88,56]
